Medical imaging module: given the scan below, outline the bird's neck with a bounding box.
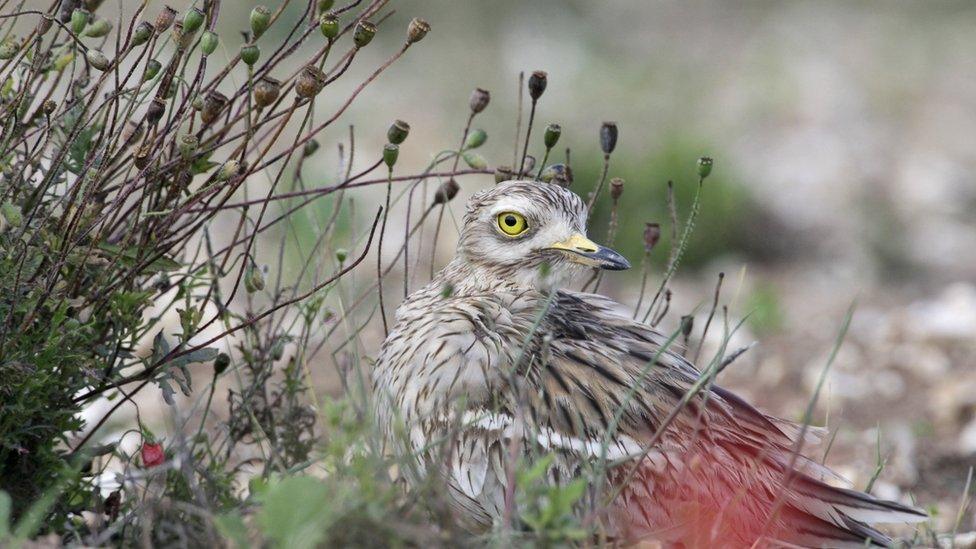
[431,256,567,296]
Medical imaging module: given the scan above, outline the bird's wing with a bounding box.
[507,289,927,546]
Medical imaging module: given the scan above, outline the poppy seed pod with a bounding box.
[295,65,326,98]
[469,88,490,114]
[610,177,624,201]
[84,18,112,38]
[494,165,513,184]
[406,17,430,44]
[464,128,487,150]
[200,91,228,124]
[318,0,335,13]
[681,315,694,338]
[200,30,218,55]
[35,16,53,36]
[528,70,547,100]
[600,122,618,155]
[191,94,204,111]
[240,44,260,66]
[253,76,280,107]
[244,264,265,292]
[143,59,161,81]
[132,21,154,47]
[155,6,177,33]
[71,9,90,35]
[134,144,152,169]
[250,6,271,39]
[146,98,166,124]
[353,20,376,48]
[540,163,573,188]
[383,143,399,169]
[433,178,460,205]
[214,353,230,375]
[86,49,110,71]
[335,248,348,262]
[543,123,561,149]
[178,134,198,161]
[182,7,204,34]
[42,100,57,115]
[643,222,661,252]
[697,156,713,179]
[387,119,410,144]
[319,12,339,39]
[303,139,320,157]
[462,151,487,170]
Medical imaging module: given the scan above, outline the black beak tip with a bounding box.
[600,249,631,271]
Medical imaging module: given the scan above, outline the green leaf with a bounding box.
[256,476,332,549]
[214,512,249,548]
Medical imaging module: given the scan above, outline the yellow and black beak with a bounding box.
[549,234,631,271]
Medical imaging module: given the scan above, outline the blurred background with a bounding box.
[89,0,976,533]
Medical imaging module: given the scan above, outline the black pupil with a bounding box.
[504,215,517,227]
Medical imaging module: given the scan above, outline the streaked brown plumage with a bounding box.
[372,180,925,547]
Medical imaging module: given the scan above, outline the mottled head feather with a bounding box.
[451,180,590,288]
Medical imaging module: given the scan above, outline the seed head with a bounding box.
[600,122,618,155]
[407,17,430,44]
[610,177,624,201]
[462,151,487,170]
[383,143,399,169]
[250,6,271,39]
[200,91,228,124]
[84,18,112,38]
[335,248,348,262]
[643,222,661,252]
[528,70,547,100]
[353,20,376,48]
[319,12,339,39]
[680,315,695,338]
[540,163,573,187]
[132,21,154,46]
[469,88,490,113]
[544,123,561,149]
[36,16,53,36]
[218,160,242,182]
[214,353,230,375]
[134,144,152,169]
[303,139,320,157]
[86,49,110,70]
[71,9,91,35]
[697,156,713,179]
[494,165,513,184]
[464,128,487,150]
[42,100,57,115]
[178,134,198,161]
[182,7,205,34]
[143,59,161,81]
[155,6,177,33]
[295,65,326,98]
[200,30,218,55]
[433,178,460,204]
[387,119,410,144]
[253,76,280,107]
[240,44,260,66]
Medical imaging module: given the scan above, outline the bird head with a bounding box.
[455,180,630,289]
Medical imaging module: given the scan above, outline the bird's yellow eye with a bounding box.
[497,211,528,236]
